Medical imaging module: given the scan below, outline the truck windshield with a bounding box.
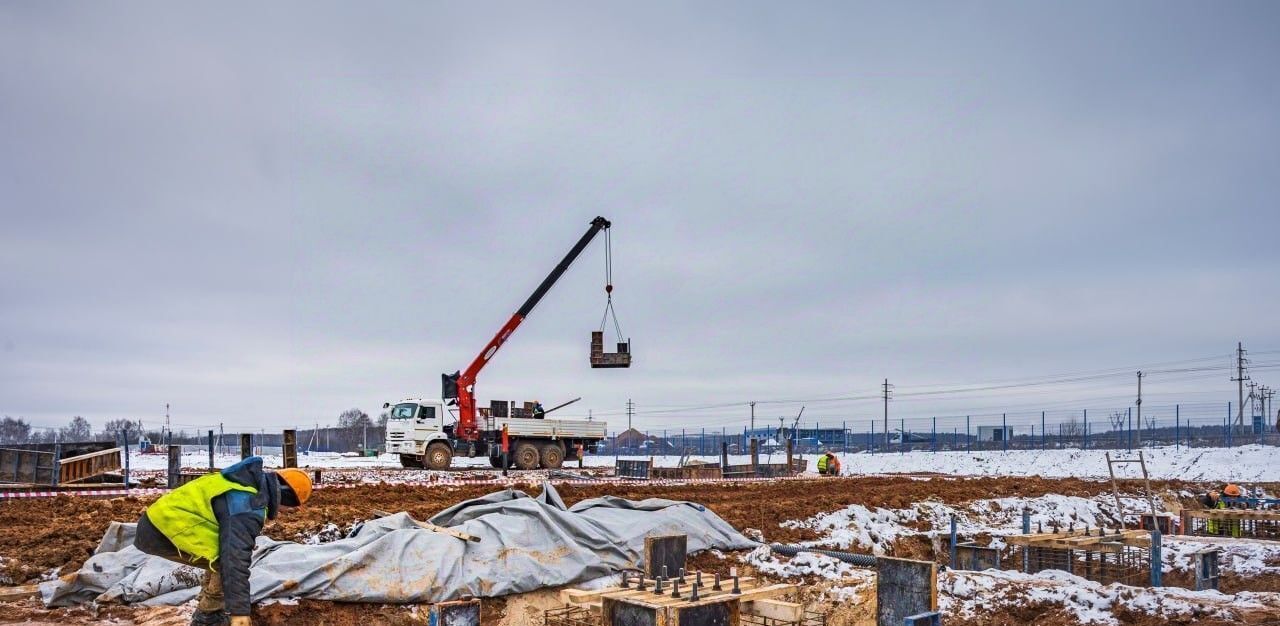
[390,403,418,419]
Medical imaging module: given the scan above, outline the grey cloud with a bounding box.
[2,3,1277,432]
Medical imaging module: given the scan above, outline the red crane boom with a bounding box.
[443,216,613,441]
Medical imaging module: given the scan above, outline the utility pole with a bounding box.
[165,403,171,442]
[1248,381,1259,427]
[1233,342,1249,432]
[626,399,634,431]
[750,401,756,435]
[1135,371,1144,448]
[882,379,893,450]
[1266,387,1276,428]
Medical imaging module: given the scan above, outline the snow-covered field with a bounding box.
[751,490,1280,624]
[125,444,1280,481]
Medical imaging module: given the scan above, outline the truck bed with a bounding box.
[485,417,607,440]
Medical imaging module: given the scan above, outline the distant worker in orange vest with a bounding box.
[817,450,841,476]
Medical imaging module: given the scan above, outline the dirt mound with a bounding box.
[0,475,1172,585]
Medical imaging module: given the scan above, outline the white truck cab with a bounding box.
[383,397,607,470]
[383,398,456,469]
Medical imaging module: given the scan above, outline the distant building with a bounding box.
[977,425,1016,442]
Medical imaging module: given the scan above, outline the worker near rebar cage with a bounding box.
[817,450,841,476]
[132,457,313,626]
[1202,484,1245,537]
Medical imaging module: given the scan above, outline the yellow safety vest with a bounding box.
[145,473,259,564]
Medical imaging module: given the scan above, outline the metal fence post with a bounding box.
[207,430,215,470]
[1041,411,1046,450]
[1175,405,1180,450]
[843,421,848,452]
[1002,413,1008,452]
[900,418,905,454]
[1226,403,1232,447]
[870,420,875,453]
[1021,508,1031,573]
[950,514,958,568]
[1127,407,1133,452]
[1151,529,1163,587]
[122,430,131,491]
[966,416,971,453]
[1083,409,1088,450]
[931,417,937,452]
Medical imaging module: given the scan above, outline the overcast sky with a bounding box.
[2,3,1278,434]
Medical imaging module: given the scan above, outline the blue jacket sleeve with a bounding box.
[212,491,265,616]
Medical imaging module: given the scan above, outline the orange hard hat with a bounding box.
[276,468,313,506]
[1223,484,1242,497]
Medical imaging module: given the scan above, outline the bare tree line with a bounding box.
[1,409,390,453]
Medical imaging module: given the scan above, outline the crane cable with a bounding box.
[599,228,625,339]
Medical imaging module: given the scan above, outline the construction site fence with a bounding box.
[597,402,1279,456]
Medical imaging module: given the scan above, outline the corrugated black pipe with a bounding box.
[769,543,878,567]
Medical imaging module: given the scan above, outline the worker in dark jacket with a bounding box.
[133,457,312,626]
[532,400,546,419]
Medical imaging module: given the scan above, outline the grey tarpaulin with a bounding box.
[42,482,756,607]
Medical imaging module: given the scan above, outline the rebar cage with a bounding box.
[1019,545,1149,586]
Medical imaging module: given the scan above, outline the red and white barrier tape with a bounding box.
[1,473,817,499]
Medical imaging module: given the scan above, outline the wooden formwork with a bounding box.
[58,447,123,484]
[1006,529,1151,586]
[555,573,813,626]
[1,445,122,487]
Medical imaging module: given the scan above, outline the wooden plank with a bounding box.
[0,583,40,601]
[58,447,122,484]
[1187,509,1280,521]
[741,599,802,622]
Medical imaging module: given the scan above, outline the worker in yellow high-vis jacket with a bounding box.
[133,457,312,626]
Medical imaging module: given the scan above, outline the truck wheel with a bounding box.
[399,454,424,469]
[539,442,565,469]
[513,442,540,470]
[426,442,453,470]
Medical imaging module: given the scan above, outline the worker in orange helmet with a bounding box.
[133,457,313,626]
[817,450,841,476]
[1219,484,1244,537]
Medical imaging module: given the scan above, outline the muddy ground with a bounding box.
[0,475,1275,625]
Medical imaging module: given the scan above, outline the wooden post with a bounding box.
[51,443,62,487]
[167,444,181,489]
[240,433,252,460]
[720,441,729,477]
[283,429,298,468]
[749,438,759,476]
[121,431,131,491]
[785,438,794,475]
